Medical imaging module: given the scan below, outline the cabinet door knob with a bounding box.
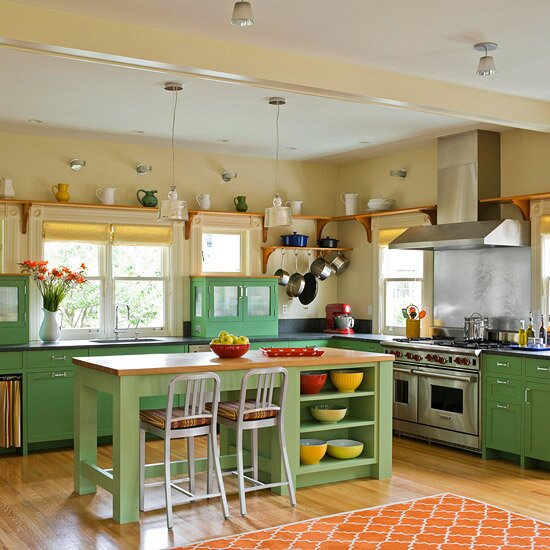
[536,366,549,372]
[496,403,510,410]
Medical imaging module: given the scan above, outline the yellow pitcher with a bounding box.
[52,183,70,202]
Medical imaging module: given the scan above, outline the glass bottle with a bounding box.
[539,315,546,344]
[526,314,535,340]
[518,320,527,347]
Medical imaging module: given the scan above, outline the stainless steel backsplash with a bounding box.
[434,248,531,332]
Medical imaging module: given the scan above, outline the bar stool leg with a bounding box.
[164,434,174,529]
[278,418,296,507]
[139,428,146,512]
[236,425,247,516]
[206,432,213,496]
[187,436,195,494]
[251,428,259,481]
[210,429,229,519]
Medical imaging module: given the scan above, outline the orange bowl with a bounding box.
[210,343,250,358]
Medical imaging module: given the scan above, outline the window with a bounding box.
[381,247,424,332]
[201,230,246,275]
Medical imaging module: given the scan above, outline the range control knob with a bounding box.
[405,352,412,359]
[412,353,421,362]
[394,350,403,358]
[454,357,462,365]
[463,357,470,366]
[426,354,433,361]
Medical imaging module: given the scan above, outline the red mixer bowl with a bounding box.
[300,372,328,394]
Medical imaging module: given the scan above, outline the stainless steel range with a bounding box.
[383,338,497,452]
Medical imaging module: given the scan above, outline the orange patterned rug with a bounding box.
[178,493,550,549]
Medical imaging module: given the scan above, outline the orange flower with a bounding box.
[80,263,87,270]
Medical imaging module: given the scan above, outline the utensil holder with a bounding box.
[405,319,420,339]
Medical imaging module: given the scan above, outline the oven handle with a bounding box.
[393,367,417,375]
[416,371,477,383]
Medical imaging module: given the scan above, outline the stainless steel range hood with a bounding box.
[390,130,530,250]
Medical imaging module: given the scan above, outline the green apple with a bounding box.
[236,335,249,345]
[220,334,234,345]
[218,330,229,340]
[210,338,221,345]
[229,334,239,344]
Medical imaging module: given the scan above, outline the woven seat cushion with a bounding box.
[206,400,279,421]
[139,407,211,430]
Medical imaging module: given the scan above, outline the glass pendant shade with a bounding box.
[231,1,255,26]
[158,185,188,221]
[477,55,497,76]
[264,193,293,227]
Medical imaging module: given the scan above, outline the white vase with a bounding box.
[39,308,61,342]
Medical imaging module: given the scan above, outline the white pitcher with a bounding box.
[285,200,303,215]
[0,178,15,198]
[340,192,359,215]
[196,194,211,210]
[96,187,116,205]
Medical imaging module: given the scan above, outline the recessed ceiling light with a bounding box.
[285,146,299,150]
[217,139,230,143]
[28,119,43,124]
[132,130,144,134]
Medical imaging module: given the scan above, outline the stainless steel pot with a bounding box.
[334,314,355,330]
[310,255,332,280]
[286,253,305,298]
[463,312,489,341]
[274,251,290,286]
[330,253,350,275]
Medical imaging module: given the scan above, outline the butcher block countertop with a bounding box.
[72,347,394,376]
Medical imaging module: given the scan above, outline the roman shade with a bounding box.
[111,224,172,246]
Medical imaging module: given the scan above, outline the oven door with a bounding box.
[417,366,478,435]
[393,365,418,423]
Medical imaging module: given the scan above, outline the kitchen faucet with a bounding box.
[114,303,130,339]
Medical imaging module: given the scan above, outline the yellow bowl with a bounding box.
[310,405,347,423]
[300,439,327,465]
[327,439,364,460]
[330,370,363,393]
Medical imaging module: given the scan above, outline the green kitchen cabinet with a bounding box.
[190,276,278,337]
[0,275,29,345]
[524,380,550,462]
[0,352,23,373]
[288,339,330,348]
[485,400,523,455]
[328,339,385,353]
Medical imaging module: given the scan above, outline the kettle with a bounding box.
[334,314,355,330]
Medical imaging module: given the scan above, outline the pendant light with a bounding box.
[158,81,189,222]
[231,1,255,27]
[264,97,293,228]
[474,42,498,76]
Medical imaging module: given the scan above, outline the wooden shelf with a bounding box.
[300,418,375,433]
[298,453,376,474]
[299,390,375,402]
[261,246,353,274]
[480,192,550,221]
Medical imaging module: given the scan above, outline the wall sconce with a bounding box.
[390,169,407,178]
[136,163,153,175]
[70,158,86,171]
[221,170,238,182]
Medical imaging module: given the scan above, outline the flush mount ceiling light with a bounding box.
[221,170,238,182]
[136,163,152,175]
[231,1,255,27]
[474,42,498,76]
[158,81,188,222]
[69,158,86,171]
[264,97,293,228]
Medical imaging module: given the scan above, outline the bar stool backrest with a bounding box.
[238,367,288,421]
[166,372,221,432]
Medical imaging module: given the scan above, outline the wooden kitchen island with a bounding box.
[72,347,393,524]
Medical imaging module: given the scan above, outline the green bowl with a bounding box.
[327,439,364,460]
[310,404,347,423]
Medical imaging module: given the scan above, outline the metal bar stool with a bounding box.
[139,372,229,529]
[208,367,296,516]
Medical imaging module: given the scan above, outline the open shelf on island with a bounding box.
[300,418,375,433]
[298,453,376,474]
[300,390,375,402]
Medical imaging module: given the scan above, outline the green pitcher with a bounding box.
[137,189,158,207]
[234,195,248,212]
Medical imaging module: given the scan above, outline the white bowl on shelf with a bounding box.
[367,198,395,211]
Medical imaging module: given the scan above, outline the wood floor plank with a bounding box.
[0,436,548,549]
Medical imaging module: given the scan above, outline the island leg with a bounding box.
[74,366,98,495]
[372,361,393,479]
[112,376,141,523]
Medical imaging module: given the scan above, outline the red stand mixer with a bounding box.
[324,303,355,334]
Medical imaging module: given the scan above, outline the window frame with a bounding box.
[199,228,247,276]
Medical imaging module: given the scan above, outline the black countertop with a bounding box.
[0,332,396,352]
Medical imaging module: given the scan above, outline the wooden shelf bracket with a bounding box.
[419,207,437,225]
[511,199,530,221]
[354,216,372,242]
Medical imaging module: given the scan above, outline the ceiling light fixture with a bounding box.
[231,1,255,27]
[28,119,43,124]
[136,163,152,175]
[69,158,86,171]
[264,97,293,228]
[221,170,238,182]
[474,42,498,76]
[158,82,188,222]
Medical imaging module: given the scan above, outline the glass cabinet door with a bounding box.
[208,282,242,323]
[0,280,26,328]
[244,281,275,321]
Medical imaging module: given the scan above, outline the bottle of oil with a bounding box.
[539,315,546,344]
[518,320,527,347]
[526,314,535,340]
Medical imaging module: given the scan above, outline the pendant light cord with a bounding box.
[171,88,179,188]
[275,104,280,194]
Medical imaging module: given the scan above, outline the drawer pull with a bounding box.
[536,366,550,372]
[496,403,509,410]
[496,379,510,385]
[525,388,531,404]
[50,355,67,362]
[496,362,509,368]
[51,372,67,378]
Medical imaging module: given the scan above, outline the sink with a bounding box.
[90,338,163,343]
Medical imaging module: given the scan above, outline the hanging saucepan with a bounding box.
[286,252,305,298]
[310,254,332,281]
[274,250,290,286]
[299,252,318,305]
[330,252,350,275]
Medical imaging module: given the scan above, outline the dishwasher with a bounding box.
[188,344,212,353]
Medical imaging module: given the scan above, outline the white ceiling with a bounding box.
[9,0,550,101]
[0,48,487,162]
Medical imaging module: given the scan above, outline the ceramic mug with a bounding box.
[340,193,359,216]
[96,187,116,205]
[285,200,303,215]
[196,194,211,210]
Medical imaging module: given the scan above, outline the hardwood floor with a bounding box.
[1,436,549,550]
